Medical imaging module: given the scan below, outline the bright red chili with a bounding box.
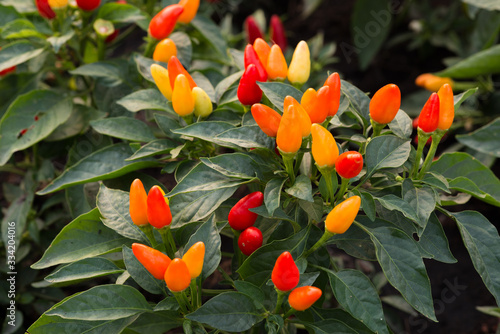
[237,64,262,106]
[146,186,172,229]
[36,0,56,19]
[335,151,363,179]
[270,15,287,50]
[238,226,263,256]
[272,251,300,292]
[228,191,264,230]
[76,0,101,11]
[244,44,268,82]
[149,4,184,40]
[418,93,440,133]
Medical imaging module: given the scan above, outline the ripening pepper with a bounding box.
[238,227,263,256]
[284,96,311,138]
[310,124,339,169]
[76,0,101,11]
[437,83,454,131]
[0,65,16,76]
[269,15,287,51]
[192,87,213,118]
[418,93,440,133]
[237,64,262,106]
[244,16,263,44]
[228,191,264,230]
[267,44,288,81]
[153,38,177,63]
[36,0,56,19]
[168,56,197,89]
[301,86,330,124]
[324,72,341,117]
[164,258,191,292]
[182,241,205,279]
[335,151,363,179]
[149,4,184,40]
[172,74,195,116]
[251,103,281,137]
[132,243,171,280]
[129,179,149,226]
[253,38,271,70]
[48,0,67,9]
[288,286,322,311]
[244,44,268,82]
[369,84,401,124]
[325,196,361,234]
[147,185,172,229]
[415,73,454,92]
[272,251,300,292]
[277,104,302,154]
[177,0,199,24]
[150,64,173,101]
[287,41,310,86]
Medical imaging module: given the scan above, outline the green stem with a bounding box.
[96,37,105,61]
[143,36,157,57]
[274,289,286,314]
[159,227,176,258]
[283,308,296,319]
[217,266,234,284]
[173,292,189,314]
[334,177,349,204]
[370,119,385,138]
[140,225,159,248]
[202,288,234,296]
[301,230,333,259]
[183,115,193,125]
[281,153,296,185]
[319,168,335,204]
[190,279,198,309]
[417,129,446,179]
[411,128,432,178]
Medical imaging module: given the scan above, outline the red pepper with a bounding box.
[323,73,341,117]
[132,243,171,280]
[238,226,263,256]
[0,65,16,76]
[237,64,262,106]
[244,16,263,44]
[244,44,268,82]
[167,55,197,90]
[36,0,56,19]
[76,0,101,11]
[269,15,287,51]
[149,4,184,40]
[228,191,264,230]
[146,186,172,229]
[272,251,299,292]
[335,151,363,179]
[251,103,281,137]
[418,93,440,133]
[288,286,322,311]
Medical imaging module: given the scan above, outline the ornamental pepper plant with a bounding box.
[1,1,499,333]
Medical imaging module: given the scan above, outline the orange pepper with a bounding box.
[415,73,454,92]
[284,96,311,138]
[324,72,341,116]
[168,55,197,90]
[301,86,330,124]
[288,286,322,311]
[182,241,205,279]
[253,38,271,70]
[267,44,288,81]
[153,38,177,63]
[277,105,302,154]
[251,103,282,137]
[369,83,401,124]
[172,74,195,116]
[177,0,199,24]
[164,258,191,292]
[150,64,173,101]
[325,196,361,234]
[310,124,339,169]
[147,185,172,229]
[129,179,149,226]
[437,83,454,131]
[132,243,171,280]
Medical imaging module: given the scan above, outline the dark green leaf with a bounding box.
[329,223,376,261]
[421,172,450,193]
[1,19,45,39]
[126,139,177,161]
[116,89,171,113]
[374,194,419,224]
[44,257,124,284]
[123,246,167,295]
[298,198,324,223]
[172,121,238,148]
[215,71,242,103]
[436,44,500,78]
[340,80,370,125]
[258,82,302,112]
[402,179,436,230]
[462,0,500,10]
[200,153,259,179]
[365,135,411,177]
[353,189,376,221]
[154,113,182,140]
[419,213,456,264]
[388,110,412,139]
[215,125,275,149]
[27,314,139,334]
[0,40,45,72]
[170,32,193,66]
[264,177,286,215]
[285,175,314,202]
[97,3,148,27]
[70,60,130,86]
[191,15,229,61]
[303,319,360,334]
[192,72,216,102]
[456,117,500,157]
[126,311,183,334]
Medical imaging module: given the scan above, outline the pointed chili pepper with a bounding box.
[182,241,205,279]
[270,15,287,51]
[168,55,197,90]
[164,258,191,292]
[228,191,264,231]
[251,103,281,137]
[237,64,262,106]
[415,73,454,92]
[324,72,341,117]
[310,124,339,169]
[48,0,67,9]
[129,179,149,226]
[153,38,177,63]
[437,83,454,131]
[244,44,268,82]
[301,86,330,124]
[267,44,288,81]
[253,38,271,71]
[238,227,263,256]
[418,93,440,133]
[132,243,171,280]
[284,96,311,138]
[177,0,199,24]
[150,64,173,101]
[287,41,310,86]
[272,251,300,292]
[277,104,302,154]
[172,74,195,117]
[149,4,184,40]
[36,0,56,19]
[369,84,401,125]
[335,151,363,179]
[192,87,213,118]
[325,196,361,234]
[76,0,101,11]
[288,286,322,311]
[244,16,263,44]
[147,185,172,229]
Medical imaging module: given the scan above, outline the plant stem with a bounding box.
[202,288,234,296]
[283,308,296,319]
[370,119,385,138]
[274,290,286,314]
[173,292,189,314]
[143,36,157,57]
[301,230,333,259]
[417,129,446,179]
[334,177,349,204]
[281,153,296,185]
[159,227,176,258]
[411,128,431,178]
[140,225,159,248]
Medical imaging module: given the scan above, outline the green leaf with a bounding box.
[388,109,412,139]
[44,257,124,284]
[340,80,370,125]
[215,125,275,149]
[450,210,500,305]
[172,121,238,148]
[311,308,377,334]
[170,32,193,66]
[116,89,171,113]
[435,44,500,78]
[123,246,167,295]
[0,90,72,166]
[31,209,132,269]
[374,194,419,224]
[285,175,314,202]
[366,225,436,320]
[351,0,392,70]
[186,292,264,332]
[402,179,436,230]
[90,117,156,142]
[0,40,45,72]
[45,104,105,142]
[184,215,221,279]
[97,3,148,27]
[47,30,75,53]
[421,172,450,193]
[1,19,45,39]
[298,198,324,223]
[215,71,243,103]
[0,5,23,26]
[46,285,152,320]
[454,88,478,110]
[191,15,229,60]
[430,152,500,206]
[27,314,139,334]
[234,281,265,303]
[126,139,177,161]
[456,117,500,157]
[125,311,183,334]
[353,189,376,221]
[70,59,130,86]
[329,223,376,261]
[154,113,182,140]
[200,153,259,179]
[258,82,303,112]
[38,144,160,195]
[327,269,388,334]
[303,319,361,334]
[419,213,456,264]
[264,177,286,215]
[462,0,500,10]
[365,135,411,177]
[96,184,147,242]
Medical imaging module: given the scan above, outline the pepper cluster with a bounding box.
[244,14,287,51]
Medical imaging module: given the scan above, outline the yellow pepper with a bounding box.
[150,64,173,101]
[182,241,205,279]
[48,0,67,8]
[172,74,195,116]
[310,124,339,169]
[287,40,310,86]
[192,87,213,118]
[325,196,361,234]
